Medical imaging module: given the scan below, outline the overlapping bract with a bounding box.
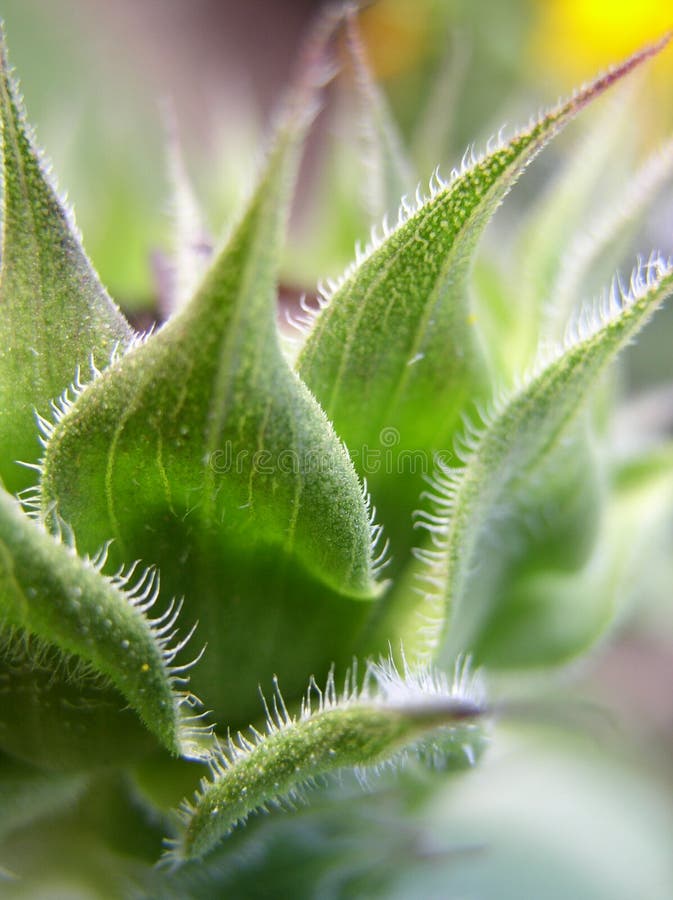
[0,10,671,877]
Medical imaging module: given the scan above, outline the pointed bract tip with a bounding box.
[573,30,673,113]
[275,2,359,135]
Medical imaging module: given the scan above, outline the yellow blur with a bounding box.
[359,0,432,78]
[534,0,673,79]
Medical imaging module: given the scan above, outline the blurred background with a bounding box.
[2,1,673,896]
[4,0,673,308]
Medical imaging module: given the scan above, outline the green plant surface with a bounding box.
[175,656,484,862]
[0,488,205,759]
[414,259,673,664]
[0,6,672,896]
[0,38,132,496]
[38,13,385,728]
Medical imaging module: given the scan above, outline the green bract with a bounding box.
[0,8,672,894]
[0,39,133,498]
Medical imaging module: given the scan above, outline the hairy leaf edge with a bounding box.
[166,653,485,863]
[413,253,673,659]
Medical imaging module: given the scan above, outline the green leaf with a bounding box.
[296,38,666,572]
[475,441,673,665]
[0,30,133,494]
[297,39,666,452]
[169,656,484,862]
[414,257,673,664]
[40,12,376,596]
[39,11,384,728]
[0,489,205,758]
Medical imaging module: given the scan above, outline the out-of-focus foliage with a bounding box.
[1,3,673,897]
